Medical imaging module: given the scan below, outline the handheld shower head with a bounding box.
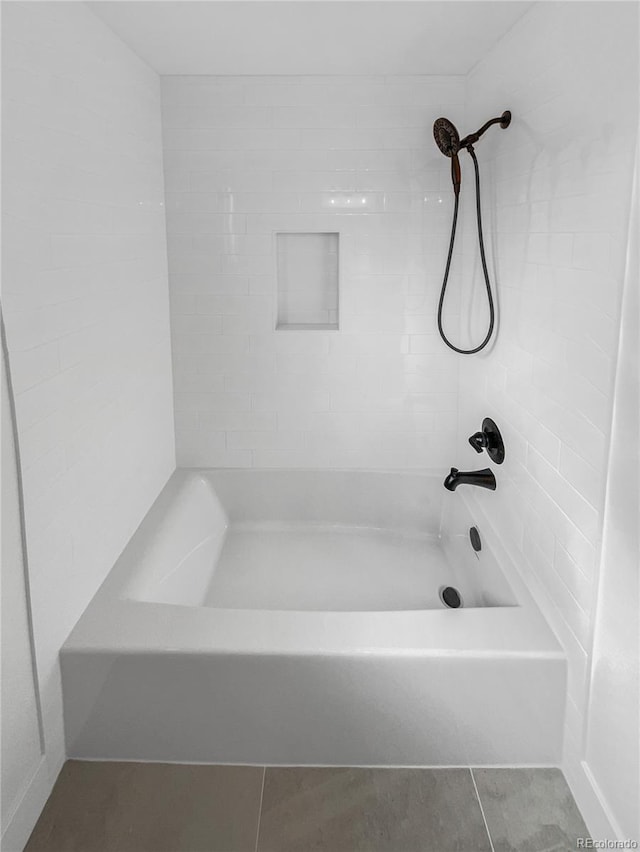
[433,117,460,157]
[433,118,462,196]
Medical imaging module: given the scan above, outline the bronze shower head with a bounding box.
[433,117,460,157]
[433,117,462,195]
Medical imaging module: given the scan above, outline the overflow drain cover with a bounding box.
[440,586,462,609]
[469,526,482,552]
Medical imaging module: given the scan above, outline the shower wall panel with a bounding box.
[1,0,175,813]
[453,2,639,838]
[162,75,465,468]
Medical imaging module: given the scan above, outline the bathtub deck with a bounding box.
[202,528,465,611]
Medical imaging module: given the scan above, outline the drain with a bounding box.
[440,586,462,609]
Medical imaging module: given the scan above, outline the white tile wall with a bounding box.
[450,0,638,830]
[162,75,465,469]
[2,0,175,792]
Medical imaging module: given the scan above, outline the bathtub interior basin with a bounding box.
[116,470,517,612]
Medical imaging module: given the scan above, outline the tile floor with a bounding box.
[25,762,589,852]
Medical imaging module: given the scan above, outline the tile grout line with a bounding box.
[470,768,496,852]
[254,765,266,852]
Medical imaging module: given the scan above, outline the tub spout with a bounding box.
[443,467,496,491]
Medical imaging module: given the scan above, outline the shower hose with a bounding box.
[437,146,495,354]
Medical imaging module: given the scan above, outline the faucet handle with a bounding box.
[468,432,486,453]
[467,417,505,464]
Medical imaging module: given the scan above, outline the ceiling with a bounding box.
[88,1,533,76]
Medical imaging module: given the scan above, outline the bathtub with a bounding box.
[61,470,566,766]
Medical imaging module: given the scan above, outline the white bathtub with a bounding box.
[62,470,566,766]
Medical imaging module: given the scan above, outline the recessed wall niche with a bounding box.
[276,233,339,330]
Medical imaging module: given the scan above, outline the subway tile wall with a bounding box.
[449,1,638,816]
[161,76,466,469]
[2,1,175,780]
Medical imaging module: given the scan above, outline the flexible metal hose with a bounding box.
[437,146,495,354]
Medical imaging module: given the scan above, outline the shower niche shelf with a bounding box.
[276,232,339,330]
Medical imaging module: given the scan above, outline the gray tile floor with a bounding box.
[26,762,589,852]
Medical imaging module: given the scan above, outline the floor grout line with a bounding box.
[254,765,266,852]
[470,768,496,852]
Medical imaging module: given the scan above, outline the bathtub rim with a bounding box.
[64,468,563,660]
